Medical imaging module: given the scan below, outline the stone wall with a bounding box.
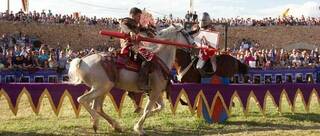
[0,21,116,50]
[218,26,320,50]
[1,21,320,50]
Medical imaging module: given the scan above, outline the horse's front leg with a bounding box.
[134,90,160,135]
[148,93,165,117]
[128,92,143,113]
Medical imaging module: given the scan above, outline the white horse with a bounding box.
[68,25,191,135]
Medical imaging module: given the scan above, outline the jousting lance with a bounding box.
[99,30,217,52]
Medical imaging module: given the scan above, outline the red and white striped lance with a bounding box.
[99,30,217,52]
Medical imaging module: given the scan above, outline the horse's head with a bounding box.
[157,24,196,48]
[158,24,199,57]
[151,24,197,70]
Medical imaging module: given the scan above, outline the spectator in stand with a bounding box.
[5,48,13,69]
[0,50,6,70]
[65,43,71,53]
[39,44,49,52]
[0,34,9,54]
[312,48,319,62]
[278,49,287,67]
[48,53,58,69]
[244,51,255,67]
[57,50,67,73]
[38,48,49,69]
[311,48,319,64]
[185,11,192,22]
[254,50,264,68]
[236,51,245,63]
[32,50,40,68]
[192,11,198,23]
[23,50,34,69]
[290,49,303,68]
[273,49,281,68]
[12,54,24,70]
[47,10,53,17]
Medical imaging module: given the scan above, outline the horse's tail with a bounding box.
[68,58,84,85]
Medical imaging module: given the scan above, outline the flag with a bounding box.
[282,8,290,17]
[21,0,29,12]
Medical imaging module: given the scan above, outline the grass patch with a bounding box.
[0,93,319,135]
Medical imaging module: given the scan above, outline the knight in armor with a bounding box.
[192,12,217,77]
[119,7,155,91]
[199,12,215,31]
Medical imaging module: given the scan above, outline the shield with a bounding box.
[194,30,219,66]
[194,30,219,48]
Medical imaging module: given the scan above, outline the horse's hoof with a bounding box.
[113,122,123,132]
[139,133,148,136]
[93,125,98,133]
[114,126,123,132]
[134,107,142,114]
[134,125,145,136]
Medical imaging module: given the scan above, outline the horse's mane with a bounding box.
[158,24,183,39]
[150,24,184,53]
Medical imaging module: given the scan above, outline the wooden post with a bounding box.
[189,0,194,13]
[7,0,10,14]
[224,23,228,52]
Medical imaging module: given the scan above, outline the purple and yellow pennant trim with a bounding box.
[169,83,320,119]
[0,83,320,118]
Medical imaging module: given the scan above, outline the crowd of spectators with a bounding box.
[213,16,320,27]
[157,12,320,28]
[1,31,319,75]
[0,9,119,28]
[2,9,320,29]
[0,31,120,73]
[226,38,320,69]
[0,32,76,73]
[2,9,320,72]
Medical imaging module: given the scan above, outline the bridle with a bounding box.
[171,24,200,82]
[171,23,198,57]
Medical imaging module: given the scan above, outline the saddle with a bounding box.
[116,51,149,72]
[100,50,170,82]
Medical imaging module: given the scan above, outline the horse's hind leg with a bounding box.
[91,94,106,132]
[78,84,121,132]
[78,87,100,124]
[94,87,122,132]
